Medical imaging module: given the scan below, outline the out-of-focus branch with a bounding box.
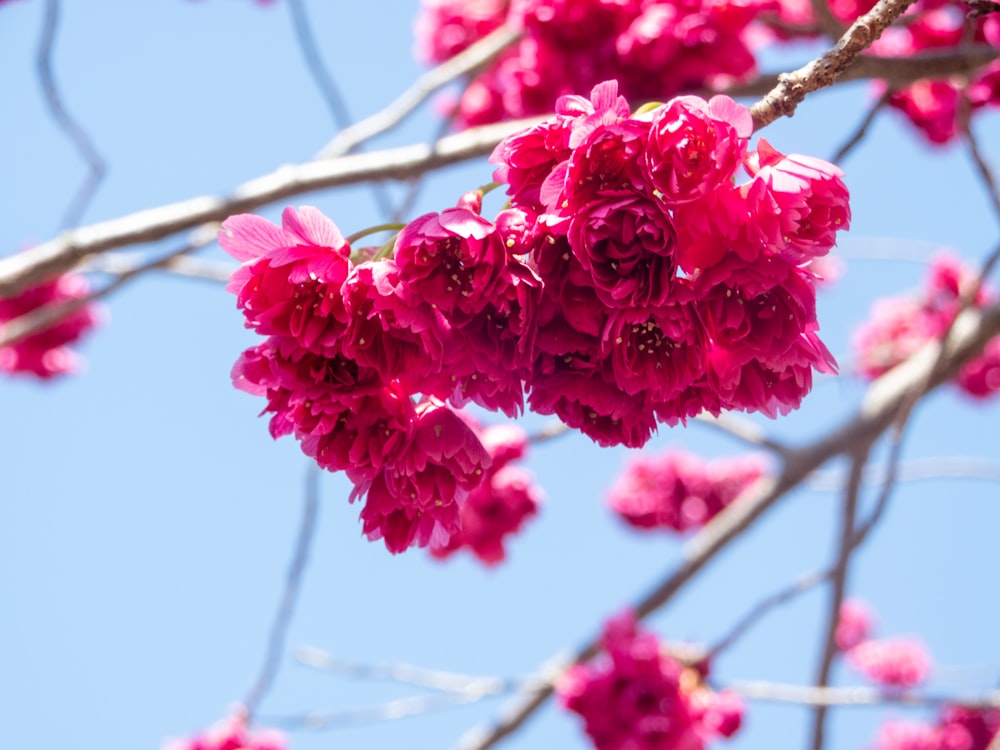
[0,227,216,349]
[694,413,790,456]
[37,0,106,230]
[296,646,522,696]
[750,0,922,130]
[808,455,1000,490]
[458,299,1000,750]
[82,250,235,284]
[809,448,869,750]
[961,108,1000,228]
[830,89,892,164]
[243,465,321,720]
[0,117,537,299]
[733,681,1000,708]
[318,25,522,159]
[709,569,830,658]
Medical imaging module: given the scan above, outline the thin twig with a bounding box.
[807,455,1000,490]
[809,447,870,750]
[694,413,790,456]
[830,89,892,164]
[82,251,235,284]
[733,681,1000,708]
[285,0,395,218]
[960,103,1000,229]
[243,464,321,720]
[318,25,522,159]
[708,569,830,658]
[296,646,522,695]
[36,0,106,229]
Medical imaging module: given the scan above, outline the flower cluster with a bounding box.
[836,599,931,689]
[853,253,1000,399]
[871,707,1000,750]
[608,449,766,532]
[224,82,847,551]
[431,418,543,565]
[494,81,844,447]
[163,712,285,750]
[0,271,101,380]
[557,611,743,750]
[415,0,770,126]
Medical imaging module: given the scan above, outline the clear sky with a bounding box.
[1,2,999,750]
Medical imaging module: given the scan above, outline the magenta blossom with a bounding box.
[557,611,743,750]
[848,637,932,688]
[836,598,876,651]
[609,449,766,532]
[358,400,492,554]
[0,271,101,379]
[645,95,752,205]
[742,139,851,261]
[220,207,353,355]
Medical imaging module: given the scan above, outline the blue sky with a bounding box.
[1,2,999,749]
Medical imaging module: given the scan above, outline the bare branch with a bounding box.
[807,455,1000,490]
[37,0,106,230]
[694,413,790,455]
[810,447,869,750]
[733,680,1000,708]
[750,0,922,130]
[243,465,321,720]
[830,89,892,164]
[0,117,538,299]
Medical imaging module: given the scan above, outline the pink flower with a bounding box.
[219,207,352,355]
[0,271,101,379]
[393,205,510,316]
[414,0,506,62]
[358,400,492,553]
[870,720,939,750]
[163,711,285,750]
[742,139,851,261]
[567,193,679,309]
[557,611,742,750]
[432,420,543,565]
[609,449,766,532]
[644,95,752,205]
[836,599,875,651]
[848,637,932,688]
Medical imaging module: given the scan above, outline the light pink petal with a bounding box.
[219,214,288,262]
[709,95,753,137]
[281,205,345,249]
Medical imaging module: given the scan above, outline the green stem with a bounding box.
[345,222,406,245]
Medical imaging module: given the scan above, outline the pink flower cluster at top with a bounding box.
[0,271,100,379]
[417,0,1000,144]
[163,712,285,750]
[430,420,542,565]
[608,449,766,532]
[854,253,1000,399]
[872,707,1000,750]
[757,0,1000,144]
[835,599,931,689]
[557,611,743,750]
[223,81,848,552]
[416,0,770,126]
